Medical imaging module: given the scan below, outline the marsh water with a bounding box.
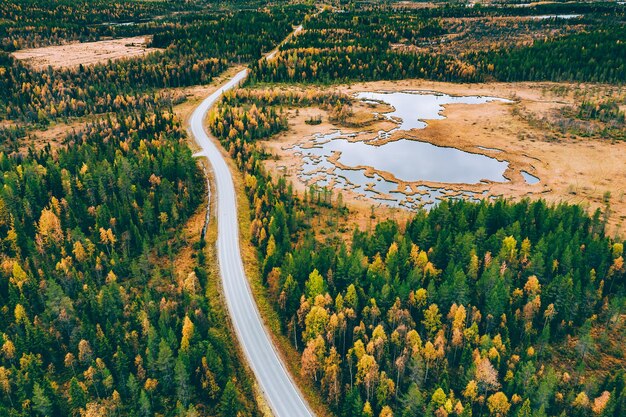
[530,14,582,19]
[294,90,516,210]
[521,170,540,185]
[356,91,510,131]
[299,135,509,184]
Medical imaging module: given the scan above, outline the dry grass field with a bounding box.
[12,36,161,70]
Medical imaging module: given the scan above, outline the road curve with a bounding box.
[189,70,315,416]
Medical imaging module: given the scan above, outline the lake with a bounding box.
[299,134,509,184]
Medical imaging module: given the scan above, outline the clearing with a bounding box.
[257,80,626,236]
[12,36,161,70]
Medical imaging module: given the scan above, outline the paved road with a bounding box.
[189,55,315,417]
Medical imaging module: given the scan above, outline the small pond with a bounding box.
[521,170,540,185]
[299,134,509,184]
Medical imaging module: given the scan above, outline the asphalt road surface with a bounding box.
[189,66,315,417]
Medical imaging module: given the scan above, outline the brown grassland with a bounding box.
[11,36,161,70]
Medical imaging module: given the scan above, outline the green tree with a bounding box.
[305,269,327,300]
[156,339,175,391]
[175,357,191,407]
[219,380,242,416]
[32,383,52,416]
[139,389,151,417]
[517,399,531,417]
[69,377,87,412]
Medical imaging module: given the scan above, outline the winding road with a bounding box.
[188,27,315,417]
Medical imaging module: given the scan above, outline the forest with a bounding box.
[249,4,626,84]
[0,107,262,416]
[0,2,313,416]
[0,0,194,51]
[209,88,626,417]
[0,5,310,125]
[471,27,626,84]
[2,1,625,416]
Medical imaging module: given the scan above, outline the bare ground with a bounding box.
[12,36,161,70]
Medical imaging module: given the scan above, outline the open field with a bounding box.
[258,80,626,236]
[11,36,161,69]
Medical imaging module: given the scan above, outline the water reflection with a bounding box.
[302,135,509,184]
[529,14,582,19]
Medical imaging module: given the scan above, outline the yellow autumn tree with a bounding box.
[10,262,28,292]
[181,316,194,352]
[487,392,511,417]
[36,206,64,252]
[463,380,478,402]
[2,340,15,361]
[321,347,341,405]
[379,405,393,417]
[422,304,442,337]
[357,353,379,401]
[301,335,326,382]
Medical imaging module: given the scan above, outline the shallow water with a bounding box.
[521,170,540,184]
[319,136,509,184]
[529,14,582,19]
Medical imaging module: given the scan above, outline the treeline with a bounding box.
[249,8,625,85]
[217,88,355,130]
[413,2,624,19]
[1,52,226,124]
[471,27,626,84]
[0,107,259,416]
[221,88,352,108]
[207,87,355,157]
[250,47,480,83]
[209,89,626,417]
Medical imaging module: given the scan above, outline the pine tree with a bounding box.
[219,380,242,416]
[32,383,52,416]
